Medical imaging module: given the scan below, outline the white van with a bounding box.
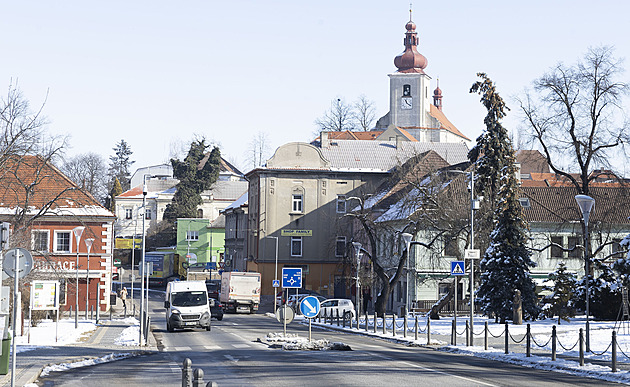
[164,280,211,332]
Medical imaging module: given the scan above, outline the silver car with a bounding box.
[319,298,355,319]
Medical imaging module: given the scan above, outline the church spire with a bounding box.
[433,79,443,110]
[393,9,428,74]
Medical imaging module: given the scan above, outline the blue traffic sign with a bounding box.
[282,267,302,288]
[272,279,280,288]
[300,296,321,318]
[451,261,466,276]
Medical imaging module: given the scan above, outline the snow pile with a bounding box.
[264,332,350,351]
[16,319,97,353]
[114,318,140,346]
[38,352,136,377]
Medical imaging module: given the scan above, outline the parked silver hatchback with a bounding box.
[319,298,355,319]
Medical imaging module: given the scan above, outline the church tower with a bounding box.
[387,11,431,129]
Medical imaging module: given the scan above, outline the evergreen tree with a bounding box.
[541,262,577,324]
[470,73,539,322]
[108,140,135,191]
[108,177,123,212]
[163,139,220,221]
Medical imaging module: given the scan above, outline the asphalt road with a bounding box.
[37,292,625,386]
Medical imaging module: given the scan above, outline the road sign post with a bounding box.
[300,296,321,341]
[451,260,466,337]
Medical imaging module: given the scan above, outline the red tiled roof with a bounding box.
[428,104,470,141]
[0,155,111,214]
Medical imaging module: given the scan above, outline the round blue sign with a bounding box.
[299,296,321,318]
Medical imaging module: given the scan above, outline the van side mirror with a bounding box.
[164,301,170,308]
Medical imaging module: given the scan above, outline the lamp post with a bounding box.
[266,236,279,311]
[576,194,595,352]
[352,242,362,316]
[450,169,477,344]
[131,205,138,316]
[84,238,94,319]
[72,226,85,329]
[139,176,148,346]
[401,233,413,316]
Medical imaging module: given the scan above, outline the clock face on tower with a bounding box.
[401,96,412,110]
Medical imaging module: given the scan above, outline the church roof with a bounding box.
[394,13,428,74]
[428,104,470,141]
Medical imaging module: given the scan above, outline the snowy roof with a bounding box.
[224,192,248,211]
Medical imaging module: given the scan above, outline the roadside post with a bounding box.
[281,267,302,336]
[300,296,321,341]
[451,260,465,338]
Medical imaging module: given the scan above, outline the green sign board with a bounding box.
[113,258,122,267]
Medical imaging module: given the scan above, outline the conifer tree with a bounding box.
[470,73,539,322]
[108,140,134,191]
[163,139,220,221]
[542,262,577,324]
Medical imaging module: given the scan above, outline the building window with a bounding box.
[551,236,563,259]
[612,239,624,259]
[443,234,459,257]
[335,236,346,257]
[403,84,411,96]
[32,230,49,252]
[197,209,203,218]
[336,195,346,213]
[125,208,133,219]
[292,194,303,213]
[291,237,302,257]
[54,231,71,253]
[186,230,199,241]
[568,236,580,258]
[145,207,152,220]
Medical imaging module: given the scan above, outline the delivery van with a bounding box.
[164,280,211,332]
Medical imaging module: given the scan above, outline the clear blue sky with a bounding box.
[2,1,629,175]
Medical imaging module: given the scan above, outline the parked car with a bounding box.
[319,298,355,319]
[186,262,217,272]
[294,295,327,315]
[209,298,224,321]
[205,279,221,299]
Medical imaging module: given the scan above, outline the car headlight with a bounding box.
[171,309,180,314]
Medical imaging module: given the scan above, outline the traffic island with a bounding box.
[260,332,352,351]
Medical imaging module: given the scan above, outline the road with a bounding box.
[38,291,623,386]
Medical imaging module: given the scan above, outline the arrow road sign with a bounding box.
[299,296,321,318]
[282,267,302,289]
[451,261,466,276]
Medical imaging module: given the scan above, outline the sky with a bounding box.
[2,1,630,176]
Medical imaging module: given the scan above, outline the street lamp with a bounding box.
[266,236,279,311]
[576,194,595,352]
[84,238,94,319]
[352,242,362,317]
[72,226,85,329]
[450,169,478,344]
[401,233,413,316]
[139,175,149,346]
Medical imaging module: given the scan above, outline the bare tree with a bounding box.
[60,152,108,204]
[314,98,355,133]
[518,46,630,195]
[246,131,271,169]
[353,95,376,131]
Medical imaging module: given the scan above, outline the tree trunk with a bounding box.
[374,283,392,317]
[428,287,454,320]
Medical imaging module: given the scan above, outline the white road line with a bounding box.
[372,353,498,387]
[224,355,239,362]
[204,345,221,350]
[170,366,180,373]
[232,344,251,348]
[173,346,192,351]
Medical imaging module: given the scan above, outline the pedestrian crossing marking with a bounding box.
[451,260,466,276]
[453,264,464,274]
[232,344,251,348]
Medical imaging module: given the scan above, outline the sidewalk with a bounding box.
[0,301,158,387]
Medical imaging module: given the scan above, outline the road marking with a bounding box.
[371,353,497,387]
[224,355,239,362]
[204,345,221,350]
[232,344,250,348]
[173,346,192,351]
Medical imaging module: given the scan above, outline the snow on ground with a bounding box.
[16,319,97,353]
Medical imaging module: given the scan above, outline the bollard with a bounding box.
[336,309,340,326]
[206,382,218,387]
[552,325,557,361]
[193,368,204,387]
[465,320,470,347]
[91,306,94,320]
[392,314,396,337]
[414,315,418,341]
[484,321,488,350]
[374,312,377,333]
[365,313,369,332]
[427,318,431,345]
[383,315,387,335]
[504,322,509,354]
[451,319,456,346]
[526,324,531,357]
[578,328,584,366]
[182,358,193,387]
[403,314,407,338]
[612,330,617,372]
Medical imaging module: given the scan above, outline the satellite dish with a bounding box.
[4,248,34,279]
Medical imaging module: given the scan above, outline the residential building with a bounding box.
[176,216,226,267]
[222,192,248,272]
[0,155,116,313]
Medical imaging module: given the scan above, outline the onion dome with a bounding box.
[433,81,443,110]
[394,15,428,73]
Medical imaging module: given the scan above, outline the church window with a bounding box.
[403,85,411,96]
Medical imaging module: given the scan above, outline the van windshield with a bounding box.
[171,291,207,307]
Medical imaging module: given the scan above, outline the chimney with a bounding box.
[321,131,329,148]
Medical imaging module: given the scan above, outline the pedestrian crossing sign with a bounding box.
[451,261,466,276]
